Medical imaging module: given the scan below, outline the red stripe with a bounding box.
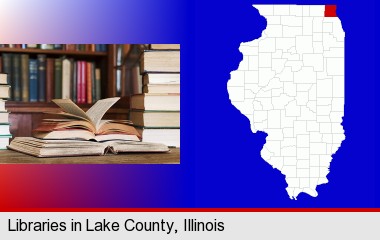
[0,208,379,212]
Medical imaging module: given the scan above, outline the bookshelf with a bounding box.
[0,44,130,138]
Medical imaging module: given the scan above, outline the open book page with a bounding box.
[52,99,91,122]
[85,97,120,130]
[42,112,90,122]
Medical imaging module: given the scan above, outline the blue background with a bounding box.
[191,0,377,207]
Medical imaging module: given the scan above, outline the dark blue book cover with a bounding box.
[29,59,38,102]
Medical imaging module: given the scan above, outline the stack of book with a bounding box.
[130,44,180,147]
[0,73,12,149]
[0,54,101,103]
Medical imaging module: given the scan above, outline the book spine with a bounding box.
[95,68,101,101]
[37,54,46,102]
[91,63,96,103]
[29,59,38,102]
[54,58,62,99]
[76,61,81,103]
[62,58,71,99]
[53,44,62,50]
[12,54,21,101]
[1,54,12,87]
[46,58,55,103]
[86,62,92,103]
[27,44,38,48]
[66,44,75,51]
[0,56,2,73]
[72,60,77,102]
[20,54,30,102]
[81,61,86,103]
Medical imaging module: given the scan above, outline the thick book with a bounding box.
[46,58,55,102]
[29,59,38,102]
[130,110,180,128]
[20,54,29,102]
[1,54,12,94]
[0,136,11,150]
[0,73,8,84]
[0,100,7,112]
[39,44,54,50]
[37,54,47,102]
[62,58,71,99]
[143,73,180,85]
[0,112,9,123]
[8,137,169,158]
[72,61,77,102]
[0,85,11,99]
[12,54,21,101]
[143,84,180,94]
[86,61,92,104]
[150,44,180,50]
[27,44,38,48]
[0,123,11,135]
[137,128,180,148]
[131,94,180,111]
[33,97,141,142]
[95,68,101,101]
[54,58,62,99]
[140,50,180,73]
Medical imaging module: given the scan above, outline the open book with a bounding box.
[33,97,141,141]
[8,137,169,157]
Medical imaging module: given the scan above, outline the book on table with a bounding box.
[32,97,140,141]
[7,97,170,157]
[8,137,169,157]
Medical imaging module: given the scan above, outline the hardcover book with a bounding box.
[149,44,180,50]
[37,54,47,102]
[140,50,180,73]
[143,73,180,85]
[130,110,180,128]
[0,85,11,99]
[46,58,55,102]
[137,127,180,148]
[143,84,180,94]
[20,54,29,102]
[130,94,180,111]
[29,59,38,102]
[0,73,8,85]
[12,54,21,101]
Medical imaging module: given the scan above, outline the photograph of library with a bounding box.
[0,44,180,164]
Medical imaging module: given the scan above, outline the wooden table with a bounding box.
[0,148,180,164]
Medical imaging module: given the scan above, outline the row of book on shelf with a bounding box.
[0,44,107,52]
[0,54,102,103]
[0,73,11,149]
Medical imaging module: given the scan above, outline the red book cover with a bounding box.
[46,58,55,102]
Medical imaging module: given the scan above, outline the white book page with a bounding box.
[86,97,120,130]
